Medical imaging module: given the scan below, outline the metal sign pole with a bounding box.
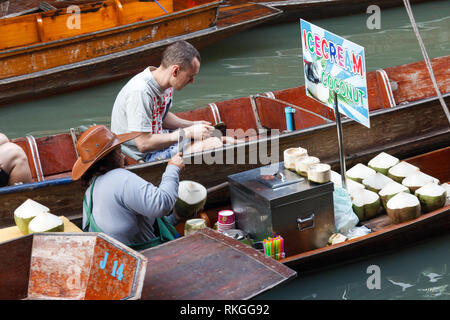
[333,92,346,190]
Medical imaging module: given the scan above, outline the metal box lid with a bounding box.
[228,162,334,207]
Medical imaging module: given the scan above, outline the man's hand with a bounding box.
[184,123,214,140]
[168,152,185,170]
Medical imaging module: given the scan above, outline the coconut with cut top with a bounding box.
[362,172,394,193]
[283,147,308,171]
[14,199,50,235]
[386,192,421,224]
[174,180,207,219]
[379,181,410,208]
[346,163,376,184]
[296,156,320,177]
[415,182,446,213]
[27,213,64,233]
[387,161,420,183]
[307,163,331,183]
[330,170,365,195]
[402,171,440,193]
[351,189,381,221]
[368,152,399,175]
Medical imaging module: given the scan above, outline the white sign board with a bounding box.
[300,19,370,128]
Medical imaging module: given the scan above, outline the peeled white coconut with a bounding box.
[295,156,320,177]
[174,181,207,219]
[330,170,365,195]
[14,199,50,235]
[386,192,421,224]
[442,183,450,200]
[351,189,381,221]
[328,233,347,245]
[387,161,419,183]
[346,163,376,184]
[362,172,394,193]
[28,213,64,233]
[307,163,331,183]
[368,152,399,175]
[379,181,410,208]
[283,147,308,171]
[415,182,446,213]
[402,172,440,193]
[184,218,207,236]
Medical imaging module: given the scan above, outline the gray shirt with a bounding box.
[82,165,180,245]
[111,67,173,159]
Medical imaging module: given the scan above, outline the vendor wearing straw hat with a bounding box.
[72,125,185,250]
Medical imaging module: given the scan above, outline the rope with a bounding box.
[403,0,450,124]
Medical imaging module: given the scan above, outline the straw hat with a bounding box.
[72,125,140,181]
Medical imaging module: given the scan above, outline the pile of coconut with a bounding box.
[342,152,447,224]
[283,147,332,184]
[14,199,64,235]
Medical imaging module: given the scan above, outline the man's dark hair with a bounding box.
[161,40,201,70]
[81,147,122,189]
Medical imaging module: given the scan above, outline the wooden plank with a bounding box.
[0,235,33,300]
[0,216,82,243]
[140,228,296,300]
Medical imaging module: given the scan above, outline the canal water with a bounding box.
[0,1,449,300]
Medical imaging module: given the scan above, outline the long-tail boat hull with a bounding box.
[199,146,450,274]
[0,1,282,105]
[0,56,448,228]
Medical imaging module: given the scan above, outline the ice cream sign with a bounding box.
[300,19,370,128]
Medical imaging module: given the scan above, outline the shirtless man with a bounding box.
[0,133,33,186]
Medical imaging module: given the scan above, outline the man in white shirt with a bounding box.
[111,40,232,162]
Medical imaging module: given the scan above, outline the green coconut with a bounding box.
[367,152,399,175]
[387,161,420,183]
[402,172,440,193]
[330,170,365,195]
[295,156,320,177]
[14,199,50,235]
[362,172,394,193]
[346,163,376,184]
[415,182,446,213]
[379,181,410,208]
[351,189,381,221]
[27,213,64,233]
[386,192,421,224]
[174,180,207,219]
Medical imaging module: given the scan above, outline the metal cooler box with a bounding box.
[228,162,335,256]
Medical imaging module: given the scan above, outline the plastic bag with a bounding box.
[346,225,371,239]
[333,186,359,235]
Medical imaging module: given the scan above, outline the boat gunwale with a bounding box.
[0,0,222,58]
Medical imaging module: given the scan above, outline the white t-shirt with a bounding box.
[111,67,173,159]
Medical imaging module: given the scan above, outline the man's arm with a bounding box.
[133,131,179,153]
[163,112,210,130]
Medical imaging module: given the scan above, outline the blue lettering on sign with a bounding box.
[99,252,125,281]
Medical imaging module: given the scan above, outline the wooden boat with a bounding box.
[223,0,443,23]
[0,55,448,228]
[0,229,296,300]
[0,0,282,105]
[0,232,147,300]
[194,146,450,274]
